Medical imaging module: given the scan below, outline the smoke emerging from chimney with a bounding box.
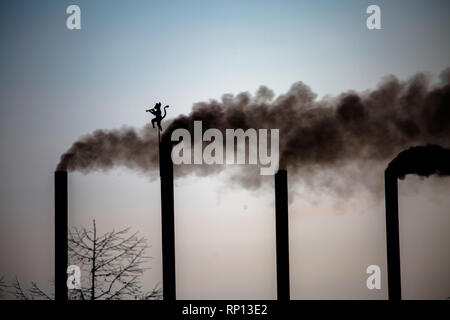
[57,68,450,194]
[388,145,450,179]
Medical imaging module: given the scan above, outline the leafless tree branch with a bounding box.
[1,220,160,300]
[68,220,160,300]
[10,277,29,300]
[0,276,7,299]
[29,281,52,300]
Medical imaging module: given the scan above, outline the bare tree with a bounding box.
[10,277,30,300]
[0,276,53,300]
[0,221,161,300]
[29,281,53,300]
[68,220,161,300]
[0,276,7,299]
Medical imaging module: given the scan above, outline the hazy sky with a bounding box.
[1,0,449,299]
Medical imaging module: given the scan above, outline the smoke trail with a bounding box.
[57,125,160,174]
[388,145,450,179]
[57,68,450,193]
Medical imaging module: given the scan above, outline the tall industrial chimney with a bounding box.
[55,170,68,300]
[384,167,401,300]
[275,170,290,300]
[159,141,176,301]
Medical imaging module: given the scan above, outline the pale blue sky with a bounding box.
[1,0,449,299]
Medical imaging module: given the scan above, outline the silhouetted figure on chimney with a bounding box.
[144,102,176,300]
[146,102,169,131]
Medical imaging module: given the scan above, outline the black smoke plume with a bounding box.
[57,68,450,193]
[387,145,450,179]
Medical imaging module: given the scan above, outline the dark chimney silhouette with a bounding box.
[53,146,177,301]
[159,140,176,301]
[384,145,450,300]
[275,170,290,300]
[384,167,401,300]
[55,170,68,300]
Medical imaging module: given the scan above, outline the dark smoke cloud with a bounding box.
[57,68,450,193]
[57,126,160,174]
[388,145,450,179]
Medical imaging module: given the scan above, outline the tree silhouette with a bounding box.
[8,277,51,300]
[0,276,7,299]
[68,219,161,300]
[0,220,161,300]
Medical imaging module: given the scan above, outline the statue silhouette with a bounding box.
[146,102,169,131]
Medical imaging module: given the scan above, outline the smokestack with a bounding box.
[384,167,401,300]
[384,144,450,300]
[55,170,68,301]
[275,170,290,300]
[159,141,176,300]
